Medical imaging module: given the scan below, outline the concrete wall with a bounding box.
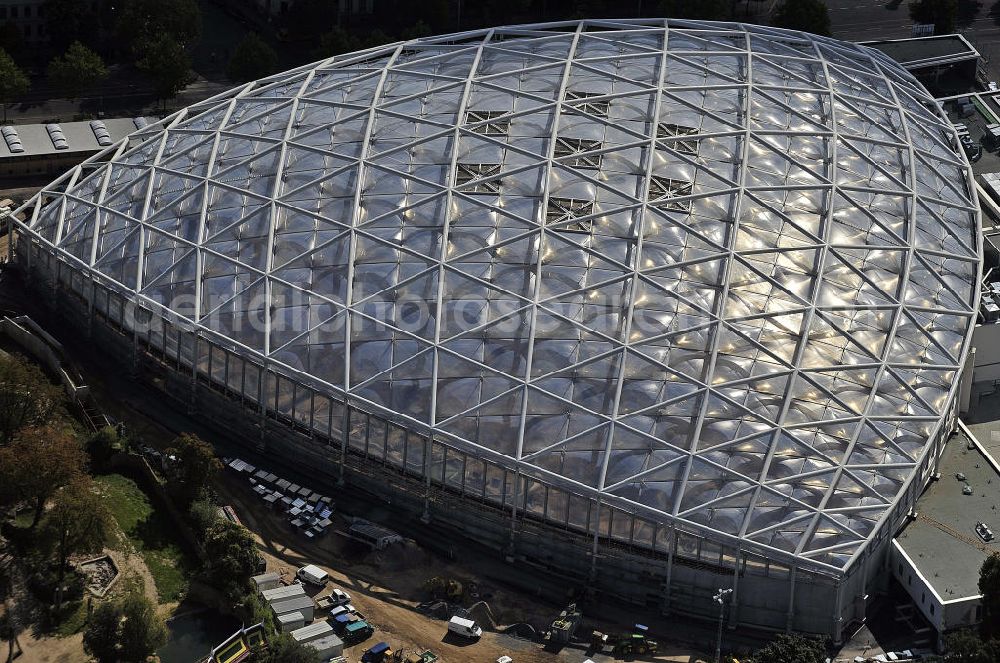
[890,539,983,633]
[972,323,1000,383]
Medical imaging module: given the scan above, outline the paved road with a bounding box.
[827,0,1000,81]
[5,76,234,125]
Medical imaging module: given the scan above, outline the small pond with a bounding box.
[157,608,241,663]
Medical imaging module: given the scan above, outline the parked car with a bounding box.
[327,604,357,619]
[342,619,374,645]
[960,134,982,162]
[296,564,329,586]
[447,615,482,639]
[315,588,351,610]
[362,642,393,663]
[976,521,995,542]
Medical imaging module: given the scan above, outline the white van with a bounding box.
[448,615,482,639]
[296,564,329,586]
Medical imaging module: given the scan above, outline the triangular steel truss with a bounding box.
[19,19,981,572]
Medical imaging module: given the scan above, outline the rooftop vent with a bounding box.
[45,124,68,150]
[564,90,609,118]
[554,137,602,168]
[90,120,112,146]
[649,176,693,212]
[546,197,594,233]
[465,110,510,137]
[455,163,501,194]
[657,122,699,155]
[1,126,23,154]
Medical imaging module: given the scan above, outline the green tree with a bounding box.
[939,629,1000,662]
[227,33,279,83]
[245,633,322,663]
[47,41,109,100]
[0,22,23,60]
[136,34,193,103]
[82,600,120,663]
[980,554,1000,639]
[313,27,361,59]
[85,425,121,471]
[401,20,433,40]
[0,424,86,527]
[115,0,200,50]
[166,432,221,507]
[655,0,732,19]
[204,520,263,601]
[42,0,102,51]
[118,590,167,662]
[0,354,59,447]
[188,496,219,536]
[771,0,831,36]
[909,0,957,33]
[82,589,166,663]
[43,476,112,605]
[745,633,827,663]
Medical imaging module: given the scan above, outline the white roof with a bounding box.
[299,564,327,577]
[0,117,153,158]
[291,620,335,642]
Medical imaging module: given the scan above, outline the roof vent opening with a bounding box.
[657,122,699,155]
[90,120,113,146]
[45,123,69,150]
[455,163,502,193]
[546,197,594,233]
[649,175,693,212]
[554,137,603,168]
[1,126,23,154]
[465,110,510,137]
[564,90,609,118]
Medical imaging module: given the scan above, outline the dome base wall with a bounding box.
[12,242,873,643]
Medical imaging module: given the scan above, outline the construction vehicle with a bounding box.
[361,641,393,663]
[424,576,464,601]
[591,625,658,658]
[547,603,582,644]
[612,632,658,657]
[589,630,608,653]
[403,651,438,663]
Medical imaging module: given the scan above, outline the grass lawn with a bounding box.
[53,600,88,636]
[12,509,35,528]
[94,474,192,604]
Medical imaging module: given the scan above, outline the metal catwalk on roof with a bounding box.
[19,19,981,571]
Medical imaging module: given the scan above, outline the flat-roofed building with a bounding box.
[0,117,152,178]
[891,426,998,634]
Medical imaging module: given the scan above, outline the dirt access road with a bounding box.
[218,474,594,663]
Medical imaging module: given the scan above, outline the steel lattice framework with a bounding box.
[18,19,981,573]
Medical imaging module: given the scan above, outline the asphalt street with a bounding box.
[828,0,1000,80]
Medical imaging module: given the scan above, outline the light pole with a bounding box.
[714,588,733,663]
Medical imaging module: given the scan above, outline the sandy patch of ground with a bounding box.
[5,631,84,663]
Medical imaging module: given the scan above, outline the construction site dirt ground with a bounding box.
[98,389,720,663]
[217,470,708,663]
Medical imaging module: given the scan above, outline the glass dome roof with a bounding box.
[22,19,981,569]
